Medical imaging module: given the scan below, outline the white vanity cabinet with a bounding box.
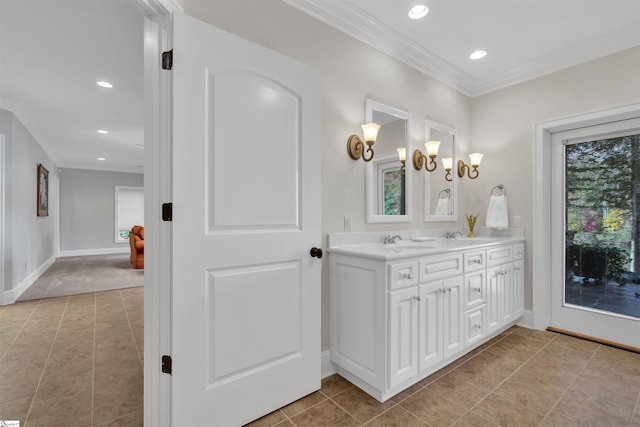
[329,239,525,402]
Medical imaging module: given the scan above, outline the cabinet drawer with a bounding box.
[513,243,525,260]
[464,271,486,310]
[464,305,486,347]
[419,254,463,282]
[487,246,513,266]
[464,250,486,272]
[389,261,419,290]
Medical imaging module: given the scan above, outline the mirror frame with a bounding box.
[364,98,412,223]
[423,119,457,222]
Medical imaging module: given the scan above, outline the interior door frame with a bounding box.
[0,134,5,305]
[137,1,178,426]
[532,102,640,331]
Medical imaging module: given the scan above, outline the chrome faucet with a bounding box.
[445,230,463,239]
[381,234,402,244]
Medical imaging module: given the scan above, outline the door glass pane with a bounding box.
[565,134,640,319]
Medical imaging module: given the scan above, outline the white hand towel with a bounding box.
[486,195,509,229]
[434,197,450,215]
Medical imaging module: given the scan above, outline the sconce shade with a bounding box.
[441,157,453,170]
[469,152,484,167]
[396,147,406,162]
[425,140,441,157]
[361,123,381,143]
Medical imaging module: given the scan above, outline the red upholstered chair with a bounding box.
[129,225,144,269]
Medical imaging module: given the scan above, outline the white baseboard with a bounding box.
[321,350,336,379]
[3,256,56,305]
[59,247,129,257]
[517,309,534,329]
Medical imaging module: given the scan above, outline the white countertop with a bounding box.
[327,228,525,261]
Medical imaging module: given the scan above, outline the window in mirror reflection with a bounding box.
[375,156,405,215]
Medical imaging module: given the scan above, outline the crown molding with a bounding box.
[285,0,640,98]
[283,0,476,96]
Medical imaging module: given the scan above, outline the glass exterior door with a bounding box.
[564,134,640,320]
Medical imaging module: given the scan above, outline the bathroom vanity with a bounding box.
[328,232,525,402]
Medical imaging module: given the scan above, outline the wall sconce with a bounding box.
[442,157,453,181]
[347,123,381,162]
[396,147,406,174]
[412,140,440,172]
[457,153,484,179]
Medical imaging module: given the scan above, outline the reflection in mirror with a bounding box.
[424,120,457,222]
[364,98,411,223]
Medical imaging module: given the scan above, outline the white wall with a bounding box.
[184,0,472,350]
[59,168,144,253]
[471,47,640,311]
[0,109,58,295]
[183,1,640,349]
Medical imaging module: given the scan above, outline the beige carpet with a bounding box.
[17,254,143,302]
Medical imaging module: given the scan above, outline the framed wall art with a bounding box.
[37,163,49,217]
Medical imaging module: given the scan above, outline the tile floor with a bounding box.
[0,288,143,426]
[2,288,639,426]
[248,327,640,427]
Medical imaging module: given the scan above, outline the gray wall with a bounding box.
[0,108,58,292]
[59,168,143,252]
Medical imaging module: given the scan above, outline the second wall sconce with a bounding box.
[347,123,381,162]
[457,153,484,179]
[412,140,440,172]
[442,157,453,181]
[396,147,406,174]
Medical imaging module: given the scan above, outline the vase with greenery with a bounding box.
[465,213,478,238]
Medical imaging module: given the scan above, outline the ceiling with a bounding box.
[1,0,638,173]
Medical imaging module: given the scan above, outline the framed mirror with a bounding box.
[423,120,457,222]
[365,98,411,223]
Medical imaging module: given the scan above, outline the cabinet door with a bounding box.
[442,276,464,359]
[513,259,525,319]
[501,264,514,325]
[486,266,501,334]
[388,287,419,387]
[418,282,444,372]
[464,271,486,310]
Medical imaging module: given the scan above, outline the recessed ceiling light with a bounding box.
[408,4,429,19]
[96,81,113,88]
[97,129,108,134]
[469,50,488,60]
[98,157,106,161]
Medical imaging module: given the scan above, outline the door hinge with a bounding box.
[161,355,172,374]
[162,50,173,70]
[162,203,172,221]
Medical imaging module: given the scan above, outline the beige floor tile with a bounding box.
[94,409,143,427]
[471,392,545,426]
[400,387,466,425]
[493,377,564,415]
[290,399,359,427]
[452,410,498,426]
[320,374,354,398]
[330,386,395,423]
[541,394,629,426]
[631,402,640,427]
[0,395,32,424]
[280,391,327,417]
[510,327,558,342]
[93,366,143,425]
[26,387,93,425]
[389,381,425,404]
[426,373,489,409]
[547,333,600,354]
[562,376,637,421]
[364,405,429,426]
[243,409,287,427]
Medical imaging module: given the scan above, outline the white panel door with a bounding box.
[388,287,419,387]
[172,13,321,427]
[442,276,464,358]
[418,281,443,372]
